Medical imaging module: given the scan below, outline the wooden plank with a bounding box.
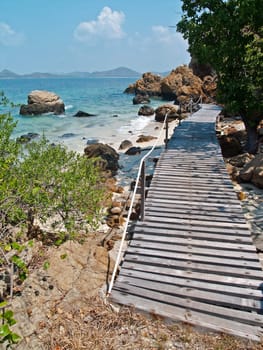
[135,221,252,238]
[134,223,252,244]
[146,197,242,209]
[147,193,240,205]
[121,261,263,289]
[144,215,249,230]
[144,208,246,224]
[130,240,258,260]
[110,287,263,341]
[113,281,263,325]
[116,275,263,312]
[123,253,263,279]
[145,202,242,215]
[125,246,262,269]
[118,267,263,299]
[132,234,257,252]
[150,179,234,190]
[148,186,237,197]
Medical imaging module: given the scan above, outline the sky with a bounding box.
[0,0,190,74]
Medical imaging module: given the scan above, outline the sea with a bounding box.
[0,77,167,185]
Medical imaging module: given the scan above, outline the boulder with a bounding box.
[155,104,180,122]
[138,105,155,116]
[124,65,217,105]
[73,110,97,117]
[228,153,254,168]
[218,135,242,158]
[161,65,204,102]
[16,132,39,143]
[119,140,133,150]
[124,72,162,96]
[20,90,65,115]
[84,143,119,174]
[125,147,141,155]
[202,75,217,102]
[189,57,215,79]
[239,154,263,187]
[136,135,157,143]
[132,93,150,105]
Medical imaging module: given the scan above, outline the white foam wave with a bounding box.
[119,115,153,133]
[65,104,73,110]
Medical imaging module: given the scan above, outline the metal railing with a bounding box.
[107,112,169,296]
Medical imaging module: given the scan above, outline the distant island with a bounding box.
[0,67,142,79]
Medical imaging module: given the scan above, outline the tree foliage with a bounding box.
[177,0,263,152]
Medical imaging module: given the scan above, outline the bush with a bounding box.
[0,100,108,243]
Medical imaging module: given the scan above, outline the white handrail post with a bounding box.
[140,161,146,221]
[165,117,169,150]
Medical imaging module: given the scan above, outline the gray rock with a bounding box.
[73,110,97,117]
[138,105,155,116]
[84,143,119,174]
[119,140,133,150]
[125,146,141,155]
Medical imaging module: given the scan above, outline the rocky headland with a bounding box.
[125,65,217,106]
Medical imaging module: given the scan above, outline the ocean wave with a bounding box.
[119,115,153,133]
[65,104,73,110]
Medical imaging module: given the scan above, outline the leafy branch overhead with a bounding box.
[177,0,263,153]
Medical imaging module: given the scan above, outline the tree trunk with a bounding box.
[243,119,258,154]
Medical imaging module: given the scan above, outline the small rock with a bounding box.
[73,110,97,117]
[119,140,133,150]
[110,207,122,215]
[125,147,141,155]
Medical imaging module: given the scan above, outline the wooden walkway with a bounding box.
[110,104,263,341]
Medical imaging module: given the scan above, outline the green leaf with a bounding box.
[43,261,50,270]
[10,332,21,343]
[0,324,10,338]
[0,301,7,309]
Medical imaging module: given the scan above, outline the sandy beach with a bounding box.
[110,118,179,153]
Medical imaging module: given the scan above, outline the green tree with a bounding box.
[177,0,263,153]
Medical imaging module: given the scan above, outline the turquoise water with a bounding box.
[0,77,165,184]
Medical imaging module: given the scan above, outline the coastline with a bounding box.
[110,118,179,152]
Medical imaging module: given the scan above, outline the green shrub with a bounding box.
[0,95,108,242]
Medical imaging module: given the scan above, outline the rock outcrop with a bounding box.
[125,72,162,96]
[84,143,119,174]
[160,66,204,102]
[20,90,65,116]
[133,93,150,105]
[155,104,180,122]
[125,65,217,106]
[138,105,155,116]
[239,154,263,188]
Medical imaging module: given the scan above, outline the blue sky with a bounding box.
[0,0,190,74]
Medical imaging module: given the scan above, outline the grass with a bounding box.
[44,296,263,350]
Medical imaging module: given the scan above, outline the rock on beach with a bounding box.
[20,90,65,116]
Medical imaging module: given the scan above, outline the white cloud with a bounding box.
[0,22,25,46]
[152,25,181,44]
[74,6,125,42]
